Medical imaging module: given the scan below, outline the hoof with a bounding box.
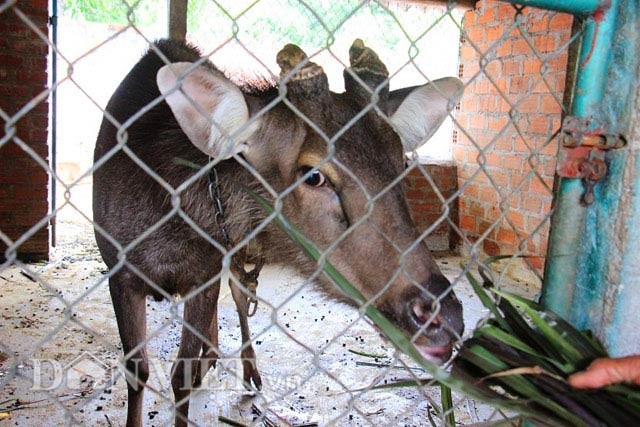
[243,359,262,391]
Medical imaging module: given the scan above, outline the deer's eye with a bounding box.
[300,166,326,187]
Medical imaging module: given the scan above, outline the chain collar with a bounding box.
[208,165,263,316]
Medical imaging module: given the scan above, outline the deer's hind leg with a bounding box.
[109,270,150,427]
[172,285,218,427]
[193,283,221,388]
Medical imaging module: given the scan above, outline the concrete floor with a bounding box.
[0,196,538,426]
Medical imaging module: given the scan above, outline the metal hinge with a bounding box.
[557,116,626,205]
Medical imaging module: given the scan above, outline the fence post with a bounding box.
[541,0,619,319]
[168,0,188,41]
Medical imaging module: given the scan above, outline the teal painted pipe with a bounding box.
[540,1,619,319]
[540,180,586,316]
[502,0,603,15]
[605,150,640,355]
[572,2,619,118]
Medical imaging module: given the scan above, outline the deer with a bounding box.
[93,38,464,426]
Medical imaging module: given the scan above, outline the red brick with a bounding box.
[469,113,487,129]
[411,202,438,213]
[492,77,509,94]
[488,116,508,131]
[522,194,543,213]
[508,195,520,209]
[469,200,485,218]
[503,154,524,170]
[479,219,495,238]
[473,78,490,94]
[511,75,531,93]
[497,228,519,246]
[546,55,568,71]
[479,185,499,203]
[459,197,469,214]
[494,135,513,151]
[511,39,531,55]
[510,172,530,190]
[507,210,525,229]
[527,14,549,33]
[460,214,476,232]
[464,10,477,26]
[555,74,567,92]
[463,61,481,77]
[14,185,46,199]
[489,170,509,187]
[464,182,479,198]
[516,95,539,113]
[497,2,516,19]
[532,76,554,93]
[540,93,562,114]
[533,34,557,54]
[483,151,501,167]
[523,58,542,74]
[477,7,495,24]
[0,5,50,260]
[513,135,531,153]
[549,13,573,31]
[529,116,550,134]
[479,96,497,110]
[0,54,24,67]
[526,256,545,270]
[406,189,426,200]
[466,26,484,41]
[452,145,469,162]
[497,96,512,113]
[461,96,478,111]
[486,26,503,42]
[484,60,502,76]
[460,44,477,62]
[483,239,501,255]
[502,59,521,75]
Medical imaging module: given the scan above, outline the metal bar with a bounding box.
[605,148,640,354]
[540,0,620,318]
[541,180,585,316]
[168,0,188,41]
[49,0,58,248]
[501,0,605,15]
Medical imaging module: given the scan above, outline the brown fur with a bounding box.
[93,39,463,426]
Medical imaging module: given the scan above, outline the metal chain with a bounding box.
[208,165,262,316]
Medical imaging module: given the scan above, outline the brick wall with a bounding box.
[454,1,573,270]
[0,1,50,261]
[405,164,458,252]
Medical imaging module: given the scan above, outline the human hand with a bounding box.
[568,355,640,388]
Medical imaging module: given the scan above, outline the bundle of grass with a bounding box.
[451,263,640,427]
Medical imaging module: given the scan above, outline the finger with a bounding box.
[568,359,616,388]
[569,356,640,389]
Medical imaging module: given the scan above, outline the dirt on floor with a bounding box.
[0,210,539,426]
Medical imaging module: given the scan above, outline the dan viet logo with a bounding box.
[31,351,114,391]
[29,352,303,392]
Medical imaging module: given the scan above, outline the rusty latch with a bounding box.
[557,116,626,205]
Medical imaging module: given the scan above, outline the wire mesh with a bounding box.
[0,0,581,425]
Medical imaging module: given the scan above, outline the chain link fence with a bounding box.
[0,0,582,425]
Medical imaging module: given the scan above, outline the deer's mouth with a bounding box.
[414,342,453,364]
[367,320,454,365]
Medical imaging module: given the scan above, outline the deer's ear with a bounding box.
[389,77,463,152]
[157,62,260,159]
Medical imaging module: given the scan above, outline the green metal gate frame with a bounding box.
[502,0,640,356]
